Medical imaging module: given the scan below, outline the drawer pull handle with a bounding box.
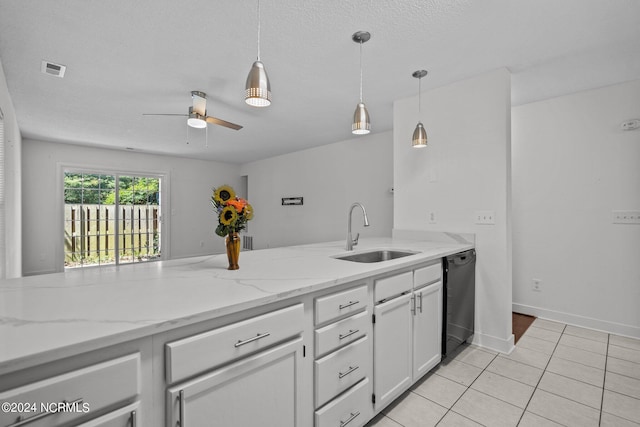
[234,332,271,347]
[338,329,360,340]
[339,300,359,310]
[8,398,83,427]
[417,292,423,313]
[178,390,185,427]
[131,410,137,427]
[338,365,359,379]
[340,411,361,427]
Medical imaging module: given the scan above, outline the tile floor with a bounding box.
[365,318,640,426]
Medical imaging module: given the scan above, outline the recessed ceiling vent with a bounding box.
[41,60,66,78]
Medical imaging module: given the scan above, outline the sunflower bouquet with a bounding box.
[211,185,254,237]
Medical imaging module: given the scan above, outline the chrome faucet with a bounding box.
[346,202,370,251]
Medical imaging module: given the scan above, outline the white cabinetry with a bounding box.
[165,303,304,427]
[373,262,442,410]
[313,284,372,427]
[0,354,140,427]
[167,338,302,427]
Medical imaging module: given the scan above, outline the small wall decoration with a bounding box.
[282,197,303,206]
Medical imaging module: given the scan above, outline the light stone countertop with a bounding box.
[0,236,473,375]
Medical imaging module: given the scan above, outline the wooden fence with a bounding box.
[64,204,160,267]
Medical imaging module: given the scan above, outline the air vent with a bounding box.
[41,60,66,78]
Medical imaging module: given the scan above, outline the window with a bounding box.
[63,171,162,269]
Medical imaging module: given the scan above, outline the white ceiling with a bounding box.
[1,0,639,164]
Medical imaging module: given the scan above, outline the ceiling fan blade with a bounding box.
[142,113,188,117]
[205,116,243,130]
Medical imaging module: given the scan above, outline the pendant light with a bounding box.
[412,70,428,147]
[245,0,271,107]
[352,31,371,135]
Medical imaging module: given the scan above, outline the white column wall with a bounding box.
[393,69,513,353]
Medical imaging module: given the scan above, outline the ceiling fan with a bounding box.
[143,91,243,131]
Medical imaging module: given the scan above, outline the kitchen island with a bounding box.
[0,234,473,426]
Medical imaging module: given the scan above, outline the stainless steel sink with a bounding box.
[333,249,419,263]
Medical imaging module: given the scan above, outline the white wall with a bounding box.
[0,58,21,279]
[240,132,394,249]
[394,69,514,353]
[512,80,640,338]
[22,139,240,275]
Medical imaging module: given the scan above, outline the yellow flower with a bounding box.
[213,185,236,205]
[220,206,238,226]
[244,203,254,220]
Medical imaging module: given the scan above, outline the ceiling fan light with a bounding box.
[352,102,371,134]
[412,122,428,147]
[187,109,207,129]
[245,60,271,107]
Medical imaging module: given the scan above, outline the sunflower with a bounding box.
[244,203,254,220]
[219,206,238,226]
[213,185,236,205]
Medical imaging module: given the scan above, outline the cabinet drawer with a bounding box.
[315,310,369,357]
[315,285,368,325]
[315,336,369,408]
[374,271,412,303]
[315,378,370,427]
[0,354,139,427]
[166,303,303,383]
[77,402,139,427]
[414,262,442,287]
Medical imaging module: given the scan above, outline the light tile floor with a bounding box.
[365,318,640,426]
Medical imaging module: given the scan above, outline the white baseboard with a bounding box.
[471,331,515,355]
[513,303,640,339]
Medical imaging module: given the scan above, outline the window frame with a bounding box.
[57,164,170,272]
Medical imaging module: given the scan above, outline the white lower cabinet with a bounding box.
[77,402,139,427]
[373,263,443,411]
[314,378,370,427]
[0,353,140,427]
[372,293,413,410]
[166,337,303,427]
[413,282,443,378]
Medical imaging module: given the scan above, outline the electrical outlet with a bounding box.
[532,278,542,292]
[475,210,496,225]
[612,210,640,224]
[428,212,437,224]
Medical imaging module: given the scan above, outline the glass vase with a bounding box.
[225,232,241,270]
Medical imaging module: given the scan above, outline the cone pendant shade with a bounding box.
[412,122,428,147]
[245,60,271,107]
[352,102,371,134]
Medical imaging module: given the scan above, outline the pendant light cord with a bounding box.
[418,76,422,114]
[359,41,363,103]
[256,0,261,61]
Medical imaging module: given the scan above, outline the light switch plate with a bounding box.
[612,210,640,224]
[475,210,496,225]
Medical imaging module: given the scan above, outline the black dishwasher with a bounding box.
[442,249,476,358]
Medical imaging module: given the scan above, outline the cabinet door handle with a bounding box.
[338,365,359,379]
[130,410,137,427]
[7,398,83,427]
[339,300,359,310]
[339,411,361,427]
[411,294,416,315]
[418,292,423,313]
[178,390,185,427]
[338,329,360,340]
[234,332,271,347]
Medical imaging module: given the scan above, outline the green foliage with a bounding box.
[64,173,159,205]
